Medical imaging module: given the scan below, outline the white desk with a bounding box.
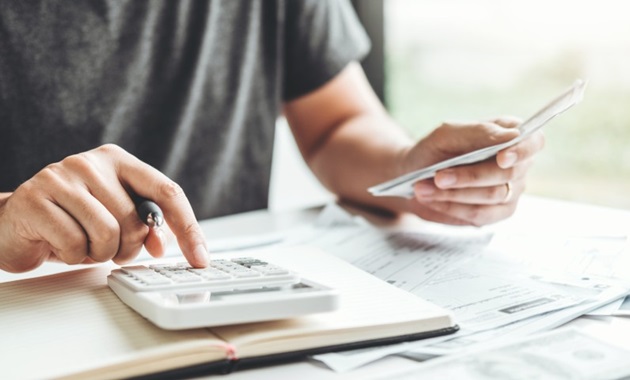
[2,195,630,379]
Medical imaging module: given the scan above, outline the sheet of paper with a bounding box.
[313,278,629,372]
[369,79,586,198]
[484,231,630,317]
[612,295,630,316]
[587,297,626,317]
[311,332,459,373]
[406,278,630,356]
[306,210,628,372]
[485,233,630,279]
[413,260,587,332]
[375,329,630,380]
[298,224,492,283]
[310,227,587,332]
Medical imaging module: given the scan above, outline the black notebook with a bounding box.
[1,246,457,379]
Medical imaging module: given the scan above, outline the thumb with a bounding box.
[403,121,521,174]
[490,116,522,129]
[432,121,520,157]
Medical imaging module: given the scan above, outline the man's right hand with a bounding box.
[0,144,208,273]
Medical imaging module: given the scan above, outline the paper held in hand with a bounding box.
[368,79,587,199]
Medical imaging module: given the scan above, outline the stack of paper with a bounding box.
[302,204,630,372]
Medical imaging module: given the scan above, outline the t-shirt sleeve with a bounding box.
[283,0,371,101]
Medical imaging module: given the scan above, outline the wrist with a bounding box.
[394,145,415,178]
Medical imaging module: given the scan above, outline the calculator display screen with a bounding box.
[164,282,319,305]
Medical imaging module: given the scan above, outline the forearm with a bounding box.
[308,113,416,214]
[284,61,541,226]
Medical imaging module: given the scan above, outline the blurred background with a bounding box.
[384,0,630,208]
[270,0,630,212]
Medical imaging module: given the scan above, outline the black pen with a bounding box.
[136,199,164,228]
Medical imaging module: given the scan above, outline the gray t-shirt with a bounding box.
[0,0,370,219]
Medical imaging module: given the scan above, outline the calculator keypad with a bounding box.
[112,258,297,291]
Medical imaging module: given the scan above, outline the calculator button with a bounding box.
[200,273,232,280]
[121,265,154,275]
[121,267,172,285]
[171,274,203,283]
[112,257,298,291]
[232,270,261,278]
[139,276,172,285]
[231,258,267,267]
[253,266,289,275]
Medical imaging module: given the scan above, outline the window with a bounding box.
[383,0,630,208]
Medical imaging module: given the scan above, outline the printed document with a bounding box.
[306,225,587,332]
[307,203,630,371]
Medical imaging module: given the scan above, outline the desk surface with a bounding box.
[2,195,630,379]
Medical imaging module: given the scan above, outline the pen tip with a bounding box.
[147,213,164,228]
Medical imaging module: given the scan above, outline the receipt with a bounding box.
[369,79,587,198]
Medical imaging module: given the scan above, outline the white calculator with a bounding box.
[107,257,339,330]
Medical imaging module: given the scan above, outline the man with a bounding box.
[0,0,543,273]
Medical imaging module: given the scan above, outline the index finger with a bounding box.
[109,147,209,267]
[497,130,545,169]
